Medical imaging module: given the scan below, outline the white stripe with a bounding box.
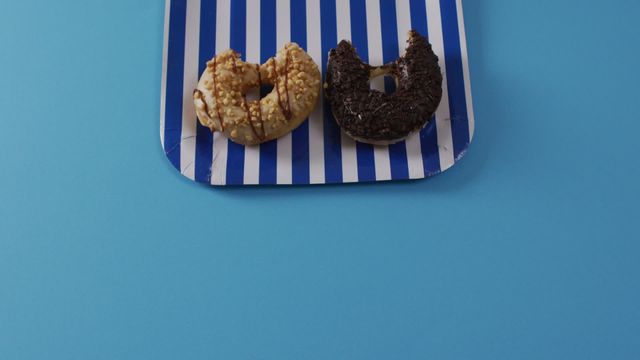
[307,0,325,183]
[365,0,391,181]
[335,0,351,48]
[336,0,358,183]
[211,0,231,185]
[456,0,474,141]
[426,0,455,171]
[179,0,201,180]
[276,0,293,184]
[276,0,291,46]
[160,0,171,148]
[243,0,261,185]
[395,0,425,179]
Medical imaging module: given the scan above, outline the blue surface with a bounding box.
[1,1,639,359]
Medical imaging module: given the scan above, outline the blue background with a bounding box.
[1,0,639,359]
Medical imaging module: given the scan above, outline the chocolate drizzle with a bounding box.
[241,95,258,140]
[273,50,292,120]
[231,55,259,141]
[283,51,292,119]
[193,89,210,120]
[255,64,266,139]
[243,64,266,141]
[231,55,238,73]
[211,57,225,132]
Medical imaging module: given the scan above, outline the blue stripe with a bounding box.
[349,0,376,182]
[440,0,470,159]
[164,0,187,170]
[194,0,216,183]
[320,0,343,183]
[226,0,247,185]
[290,0,310,184]
[410,0,440,175]
[379,0,409,180]
[259,0,278,184]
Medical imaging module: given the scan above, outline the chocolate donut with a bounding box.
[325,30,442,145]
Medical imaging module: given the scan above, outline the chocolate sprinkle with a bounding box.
[325,30,442,143]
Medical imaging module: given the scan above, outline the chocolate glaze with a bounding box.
[325,30,442,143]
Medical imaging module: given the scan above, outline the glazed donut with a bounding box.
[325,30,442,145]
[194,43,321,146]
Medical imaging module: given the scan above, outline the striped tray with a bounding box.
[160,0,474,185]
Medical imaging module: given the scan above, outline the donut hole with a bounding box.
[259,84,275,97]
[369,73,398,95]
[245,84,275,101]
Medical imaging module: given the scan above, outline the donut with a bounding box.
[194,43,321,146]
[325,30,442,145]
